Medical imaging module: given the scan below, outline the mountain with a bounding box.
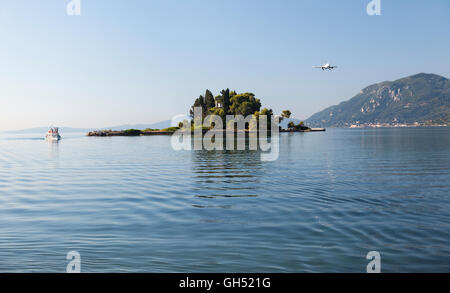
[3,127,91,134]
[306,73,450,127]
[3,120,173,134]
[104,120,172,131]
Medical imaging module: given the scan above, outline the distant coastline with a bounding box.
[86,127,326,137]
[345,123,448,128]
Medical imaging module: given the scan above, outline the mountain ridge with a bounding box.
[306,73,450,127]
[2,121,173,134]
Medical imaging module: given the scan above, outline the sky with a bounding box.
[0,0,449,131]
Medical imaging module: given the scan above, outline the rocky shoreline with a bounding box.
[87,128,326,137]
[87,130,176,136]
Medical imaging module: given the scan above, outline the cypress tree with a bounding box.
[204,89,215,110]
[221,88,230,114]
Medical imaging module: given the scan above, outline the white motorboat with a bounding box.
[45,127,61,141]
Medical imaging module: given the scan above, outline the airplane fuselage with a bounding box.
[314,63,337,70]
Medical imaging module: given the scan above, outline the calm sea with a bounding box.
[0,128,449,272]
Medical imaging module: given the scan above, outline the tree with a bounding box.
[280,109,292,123]
[190,95,206,118]
[221,88,230,114]
[287,120,309,131]
[178,120,190,129]
[256,108,274,129]
[259,108,273,117]
[229,93,261,116]
[204,89,215,109]
[209,107,226,124]
[281,110,291,119]
[190,89,275,130]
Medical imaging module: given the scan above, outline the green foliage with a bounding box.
[208,107,226,120]
[190,90,298,130]
[204,89,215,109]
[229,93,261,116]
[287,121,309,130]
[191,124,211,131]
[282,110,292,118]
[221,88,230,114]
[161,126,180,132]
[256,108,274,129]
[177,120,192,129]
[190,95,207,118]
[190,89,263,129]
[258,108,273,116]
[123,129,141,136]
[280,110,292,122]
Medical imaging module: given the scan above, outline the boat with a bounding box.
[45,127,61,141]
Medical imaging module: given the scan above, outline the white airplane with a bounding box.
[313,63,338,70]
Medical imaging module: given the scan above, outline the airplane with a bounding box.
[313,63,338,70]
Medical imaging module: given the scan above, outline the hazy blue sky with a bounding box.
[0,0,449,130]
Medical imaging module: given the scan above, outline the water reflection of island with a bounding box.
[191,147,263,201]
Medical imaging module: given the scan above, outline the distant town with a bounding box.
[347,121,448,128]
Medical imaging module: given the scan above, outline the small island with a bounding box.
[87,127,180,137]
[87,89,325,136]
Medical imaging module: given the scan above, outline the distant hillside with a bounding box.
[3,121,173,134]
[3,127,91,134]
[306,73,450,127]
[104,120,172,131]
